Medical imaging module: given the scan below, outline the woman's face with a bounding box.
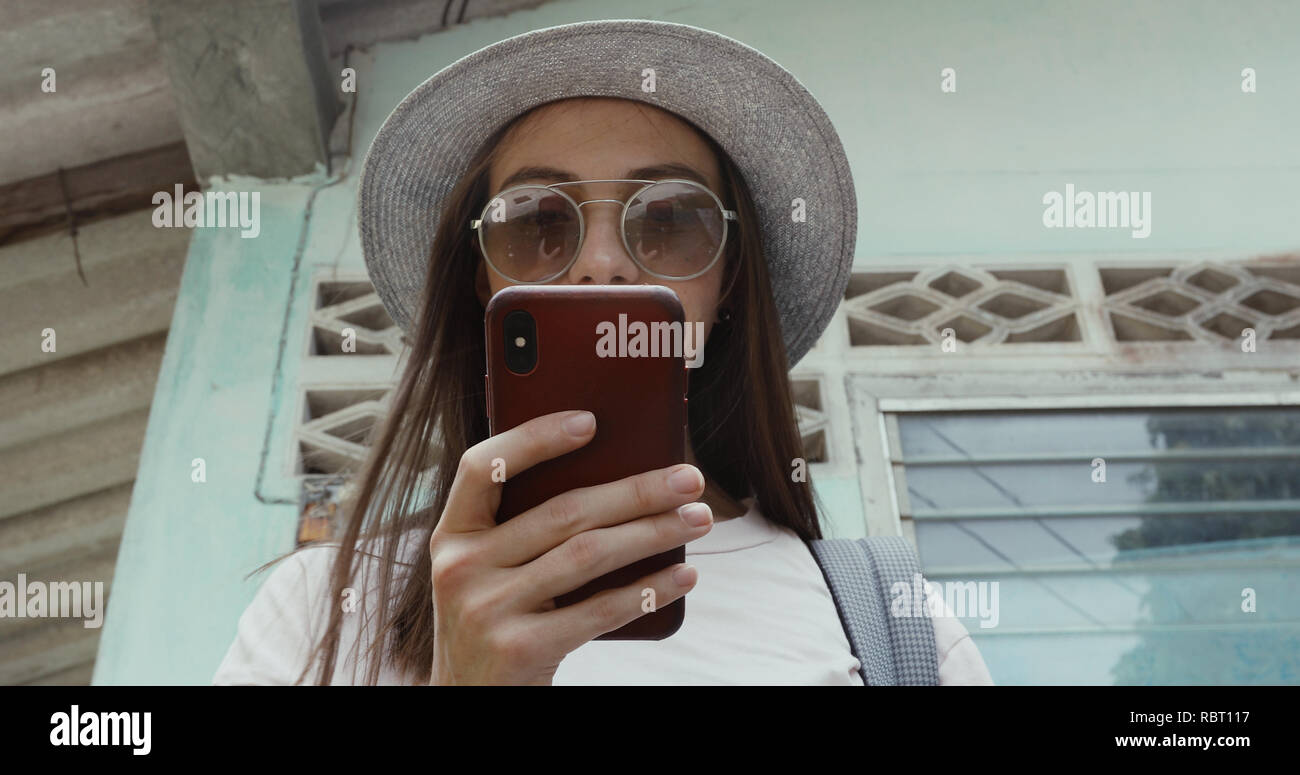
[477,97,729,338]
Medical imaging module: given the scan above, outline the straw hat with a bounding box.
[358,19,856,367]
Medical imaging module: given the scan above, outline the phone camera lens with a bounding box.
[503,310,537,374]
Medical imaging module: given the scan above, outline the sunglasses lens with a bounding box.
[624,181,726,278]
[479,187,580,282]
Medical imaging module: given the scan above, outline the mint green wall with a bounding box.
[93,183,325,684]
[94,0,1300,683]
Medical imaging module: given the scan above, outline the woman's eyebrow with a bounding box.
[624,163,710,185]
[499,165,576,188]
[498,162,710,189]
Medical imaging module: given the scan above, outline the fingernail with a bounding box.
[668,465,703,493]
[563,411,595,436]
[673,565,697,586]
[678,502,712,527]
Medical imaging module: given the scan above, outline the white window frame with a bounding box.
[846,372,1300,545]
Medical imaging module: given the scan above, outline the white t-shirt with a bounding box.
[212,500,993,685]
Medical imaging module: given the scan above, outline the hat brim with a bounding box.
[358,18,856,367]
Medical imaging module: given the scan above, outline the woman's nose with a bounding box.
[564,200,642,285]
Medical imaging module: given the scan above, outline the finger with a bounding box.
[530,562,700,656]
[515,502,712,607]
[488,463,705,567]
[438,410,596,534]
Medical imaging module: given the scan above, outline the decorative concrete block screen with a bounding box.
[291,256,1300,546]
[290,275,836,544]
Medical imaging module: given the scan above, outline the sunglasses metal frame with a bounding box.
[469,178,738,283]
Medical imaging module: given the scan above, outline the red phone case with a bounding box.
[484,285,689,639]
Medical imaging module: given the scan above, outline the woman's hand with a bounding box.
[427,409,712,685]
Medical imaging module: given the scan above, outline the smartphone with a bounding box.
[484,285,689,640]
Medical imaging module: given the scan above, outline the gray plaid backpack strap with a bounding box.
[807,536,940,686]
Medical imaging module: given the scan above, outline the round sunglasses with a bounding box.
[469,178,737,283]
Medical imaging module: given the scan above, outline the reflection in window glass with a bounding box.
[897,407,1300,685]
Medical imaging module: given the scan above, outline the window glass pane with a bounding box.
[897,406,1300,685]
[907,460,1299,512]
[898,407,1300,456]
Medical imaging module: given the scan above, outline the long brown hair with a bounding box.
[301,99,823,685]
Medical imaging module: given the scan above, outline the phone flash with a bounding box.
[514,336,526,347]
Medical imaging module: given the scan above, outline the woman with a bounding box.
[214,19,992,686]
